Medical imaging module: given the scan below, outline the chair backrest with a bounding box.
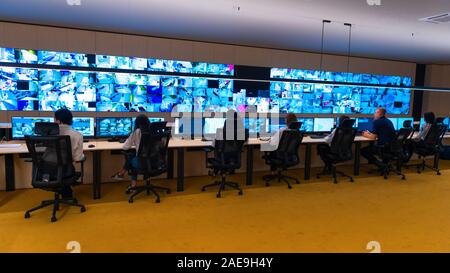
[35,122,60,136]
[213,138,246,169]
[388,128,414,155]
[136,131,170,173]
[423,123,447,147]
[25,135,74,186]
[149,121,169,135]
[274,129,303,165]
[341,119,356,129]
[330,127,356,161]
[402,120,413,129]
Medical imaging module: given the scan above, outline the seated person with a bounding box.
[112,115,151,191]
[54,108,85,199]
[317,115,349,167]
[405,112,435,162]
[268,113,298,151]
[361,107,396,165]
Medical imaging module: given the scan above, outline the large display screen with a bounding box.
[0,47,412,115]
[11,116,54,139]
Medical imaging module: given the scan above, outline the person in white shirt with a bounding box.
[317,115,349,167]
[405,112,435,163]
[54,108,85,198]
[112,115,151,191]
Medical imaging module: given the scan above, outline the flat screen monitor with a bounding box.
[96,117,132,138]
[357,118,373,132]
[72,117,95,138]
[298,118,314,132]
[173,117,203,138]
[388,118,399,131]
[397,117,414,129]
[131,117,165,130]
[203,118,226,135]
[11,116,54,139]
[245,118,268,135]
[313,118,335,133]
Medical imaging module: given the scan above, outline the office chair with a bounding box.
[372,128,413,180]
[262,123,304,189]
[414,123,447,175]
[202,137,246,198]
[316,124,356,184]
[24,135,86,222]
[127,130,172,203]
[402,120,413,129]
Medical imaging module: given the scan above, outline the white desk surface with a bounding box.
[1,134,449,155]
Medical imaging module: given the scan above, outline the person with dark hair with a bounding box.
[317,115,349,166]
[361,107,396,165]
[416,112,435,141]
[268,113,298,150]
[111,114,151,190]
[404,112,436,163]
[54,108,84,198]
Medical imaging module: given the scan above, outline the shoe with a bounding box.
[111,172,125,181]
[125,185,136,194]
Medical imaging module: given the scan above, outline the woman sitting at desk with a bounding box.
[111,114,150,191]
[317,115,349,167]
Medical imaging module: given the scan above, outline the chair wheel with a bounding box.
[295,180,300,184]
[238,191,243,195]
[201,188,206,192]
[24,212,30,219]
[288,185,292,189]
[265,182,270,187]
[384,176,388,180]
[437,172,441,175]
[128,199,134,203]
[51,217,57,222]
[402,176,406,180]
[216,193,221,198]
[80,207,86,213]
[316,175,320,179]
[350,178,354,182]
[155,198,160,203]
[167,189,171,194]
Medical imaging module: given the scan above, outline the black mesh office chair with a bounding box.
[202,137,246,198]
[414,123,447,175]
[373,128,413,180]
[262,123,304,189]
[24,135,86,222]
[127,130,171,203]
[316,124,356,184]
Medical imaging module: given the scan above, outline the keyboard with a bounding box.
[308,134,326,139]
[0,144,21,148]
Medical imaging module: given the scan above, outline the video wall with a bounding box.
[0,47,413,114]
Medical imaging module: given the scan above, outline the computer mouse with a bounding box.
[88,144,95,148]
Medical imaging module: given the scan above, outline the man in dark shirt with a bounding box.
[361,107,396,164]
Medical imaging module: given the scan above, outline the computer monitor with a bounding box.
[72,117,95,138]
[298,118,314,132]
[313,118,335,133]
[357,118,373,132]
[388,118,399,131]
[96,117,132,138]
[245,117,269,136]
[131,117,165,130]
[397,118,414,129]
[203,118,226,135]
[11,116,54,139]
[173,117,203,139]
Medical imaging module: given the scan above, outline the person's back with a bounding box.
[372,116,396,145]
[59,124,84,162]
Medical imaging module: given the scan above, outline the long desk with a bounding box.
[0,136,377,199]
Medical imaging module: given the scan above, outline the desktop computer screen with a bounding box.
[397,117,414,129]
[11,116,54,139]
[245,118,268,135]
[173,117,203,138]
[298,118,314,132]
[313,118,335,132]
[72,117,95,138]
[131,117,165,130]
[388,118,399,131]
[203,118,226,135]
[357,118,373,132]
[96,117,132,138]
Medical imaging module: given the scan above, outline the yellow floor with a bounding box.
[1,161,450,253]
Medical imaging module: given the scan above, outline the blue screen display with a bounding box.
[203,118,226,135]
[11,116,54,139]
[72,117,95,137]
[0,47,411,115]
[313,118,335,132]
[357,118,374,132]
[96,117,132,138]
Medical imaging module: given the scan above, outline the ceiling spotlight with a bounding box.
[366,0,381,6]
[66,0,81,6]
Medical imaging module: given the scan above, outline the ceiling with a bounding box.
[1,0,450,64]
